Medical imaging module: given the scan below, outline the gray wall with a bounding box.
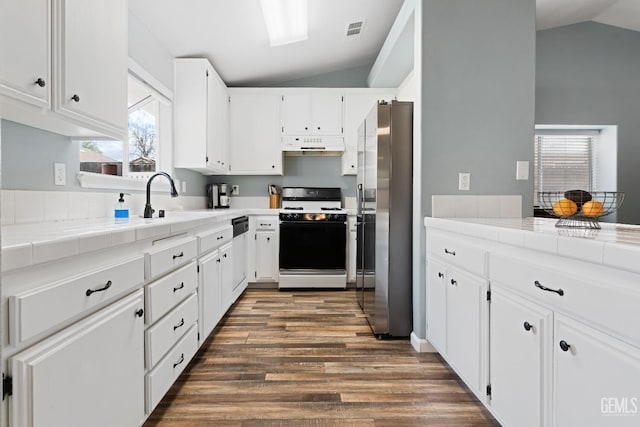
[536,22,640,224]
[208,156,356,197]
[414,0,536,339]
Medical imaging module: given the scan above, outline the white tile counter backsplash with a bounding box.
[1,190,208,225]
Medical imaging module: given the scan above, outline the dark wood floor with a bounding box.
[144,289,499,427]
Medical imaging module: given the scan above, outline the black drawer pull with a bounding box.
[86,280,112,296]
[71,94,80,102]
[216,259,221,263]
[173,353,185,368]
[217,236,223,240]
[267,237,271,241]
[438,272,444,278]
[173,318,185,331]
[559,340,571,352]
[223,254,227,258]
[173,252,184,260]
[173,282,185,292]
[35,78,46,87]
[534,280,564,296]
[450,279,457,286]
[524,321,533,331]
[135,308,144,318]
[444,248,456,256]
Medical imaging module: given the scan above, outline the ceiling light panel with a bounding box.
[260,0,308,47]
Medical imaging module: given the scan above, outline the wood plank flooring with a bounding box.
[144,289,499,427]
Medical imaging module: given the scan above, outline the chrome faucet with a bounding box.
[144,172,179,218]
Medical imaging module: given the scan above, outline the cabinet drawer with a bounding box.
[9,256,144,344]
[145,237,197,280]
[145,292,198,369]
[492,253,640,348]
[197,225,233,254]
[145,324,198,414]
[426,229,487,277]
[255,217,277,231]
[145,261,198,324]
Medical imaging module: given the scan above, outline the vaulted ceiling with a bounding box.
[129,0,640,87]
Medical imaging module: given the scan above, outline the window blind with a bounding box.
[534,134,597,205]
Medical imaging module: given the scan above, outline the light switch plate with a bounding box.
[231,185,239,196]
[458,173,470,191]
[516,161,529,180]
[54,163,66,186]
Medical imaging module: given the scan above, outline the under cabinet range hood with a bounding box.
[282,136,345,155]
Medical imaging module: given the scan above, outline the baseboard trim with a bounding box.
[410,332,437,353]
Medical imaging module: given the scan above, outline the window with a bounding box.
[534,131,598,206]
[79,69,171,180]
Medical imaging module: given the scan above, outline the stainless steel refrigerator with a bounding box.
[356,100,413,337]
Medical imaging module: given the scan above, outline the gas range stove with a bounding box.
[279,187,345,221]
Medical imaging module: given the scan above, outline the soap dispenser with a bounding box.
[114,193,129,220]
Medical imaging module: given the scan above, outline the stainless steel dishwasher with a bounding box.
[231,216,249,296]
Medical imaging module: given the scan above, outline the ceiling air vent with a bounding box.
[345,21,364,38]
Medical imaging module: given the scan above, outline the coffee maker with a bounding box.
[207,184,231,209]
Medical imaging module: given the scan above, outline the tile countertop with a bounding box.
[424,216,640,276]
[2,208,279,272]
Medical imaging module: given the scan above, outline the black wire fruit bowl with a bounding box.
[538,191,624,229]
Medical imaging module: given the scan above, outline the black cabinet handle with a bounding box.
[304,127,308,130]
[267,237,270,241]
[71,94,80,102]
[559,340,571,352]
[450,278,457,286]
[135,308,144,318]
[173,318,185,331]
[524,321,533,331]
[35,78,46,87]
[173,353,185,368]
[173,251,184,260]
[86,280,112,296]
[534,280,564,296]
[223,254,227,258]
[317,126,321,130]
[271,165,275,169]
[438,272,444,278]
[216,259,221,263]
[217,236,223,240]
[444,248,456,256]
[173,282,185,292]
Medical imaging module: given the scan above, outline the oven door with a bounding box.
[279,222,346,271]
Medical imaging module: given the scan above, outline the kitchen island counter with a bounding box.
[425,216,640,276]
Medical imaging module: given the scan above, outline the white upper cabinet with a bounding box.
[342,90,395,175]
[229,89,283,175]
[174,58,229,174]
[0,0,50,108]
[0,0,127,139]
[281,90,343,136]
[53,0,128,138]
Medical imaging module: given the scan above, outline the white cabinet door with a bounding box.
[174,58,228,174]
[53,0,127,138]
[347,226,357,283]
[11,290,145,427]
[342,91,394,175]
[281,93,310,135]
[310,92,343,135]
[0,0,50,107]
[229,91,283,175]
[220,243,234,312]
[446,268,487,395]
[425,258,447,353]
[490,286,553,427]
[281,91,343,136]
[199,250,222,340]
[554,315,640,427]
[256,231,278,282]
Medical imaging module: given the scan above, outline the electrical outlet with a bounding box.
[458,173,470,191]
[54,163,66,186]
[231,185,240,196]
[181,181,187,193]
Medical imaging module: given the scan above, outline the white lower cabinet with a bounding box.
[145,324,199,413]
[199,249,223,340]
[219,243,234,313]
[489,284,552,427]
[553,315,640,427]
[445,267,487,395]
[10,290,145,427]
[425,258,447,353]
[255,231,278,282]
